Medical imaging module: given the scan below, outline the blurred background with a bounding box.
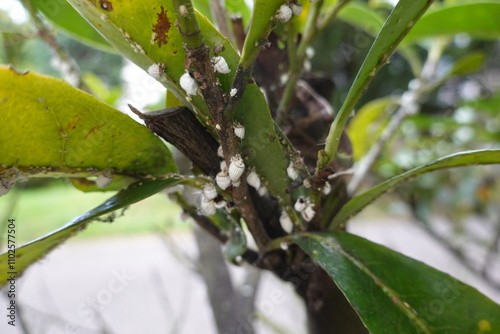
[1,0,500,333]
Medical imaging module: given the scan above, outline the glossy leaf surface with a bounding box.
[403,2,500,46]
[293,232,500,334]
[322,0,433,166]
[331,149,500,227]
[30,0,113,51]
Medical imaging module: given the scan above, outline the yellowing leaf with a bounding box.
[0,67,176,185]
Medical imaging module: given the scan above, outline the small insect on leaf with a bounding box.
[216,170,231,190]
[291,2,303,17]
[180,71,199,96]
[275,5,293,23]
[233,122,245,139]
[200,197,216,215]
[280,209,293,233]
[148,63,166,80]
[229,154,245,181]
[287,162,299,180]
[246,170,261,189]
[212,56,231,74]
[294,196,307,212]
[203,183,218,200]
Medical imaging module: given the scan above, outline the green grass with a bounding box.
[0,179,187,244]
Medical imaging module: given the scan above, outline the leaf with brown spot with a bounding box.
[152,6,171,47]
[0,66,176,186]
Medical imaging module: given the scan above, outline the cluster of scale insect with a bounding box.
[275,2,302,23]
[119,28,146,55]
[147,63,166,80]
[294,196,315,222]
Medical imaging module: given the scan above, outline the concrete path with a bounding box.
[2,218,499,334]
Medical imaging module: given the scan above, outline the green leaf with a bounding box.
[337,2,386,36]
[331,149,500,227]
[335,1,424,75]
[192,0,213,22]
[224,0,252,27]
[0,67,176,183]
[347,97,396,161]
[322,0,433,167]
[0,178,182,286]
[235,84,290,202]
[403,2,500,46]
[29,0,113,51]
[448,51,487,77]
[293,231,500,334]
[81,72,122,106]
[240,0,283,68]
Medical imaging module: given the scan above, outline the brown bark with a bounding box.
[263,249,368,334]
[128,105,220,176]
[300,268,368,334]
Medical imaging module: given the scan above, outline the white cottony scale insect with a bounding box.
[230,88,238,97]
[203,183,218,200]
[0,178,13,196]
[180,70,198,96]
[301,205,316,222]
[279,209,293,233]
[232,179,241,187]
[287,161,299,180]
[294,196,307,212]
[217,145,224,158]
[233,122,245,139]
[147,63,165,80]
[200,197,216,215]
[275,4,293,23]
[294,196,315,222]
[322,181,332,195]
[96,173,113,189]
[214,200,226,209]
[229,154,245,181]
[0,168,22,196]
[179,4,188,17]
[212,56,231,74]
[246,170,261,189]
[291,2,303,16]
[220,160,227,171]
[216,170,231,190]
[257,185,268,197]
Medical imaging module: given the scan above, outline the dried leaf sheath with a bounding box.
[129,105,220,176]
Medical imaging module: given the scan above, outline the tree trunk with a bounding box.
[194,228,260,334]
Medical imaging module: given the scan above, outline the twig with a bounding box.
[172,0,271,251]
[278,0,352,116]
[21,1,90,92]
[209,0,232,41]
[347,38,450,195]
[277,1,321,115]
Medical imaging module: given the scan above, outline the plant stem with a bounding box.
[20,0,90,92]
[317,0,353,34]
[209,0,232,42]
[347,38,450,195]
[277,1,321,115]
[278,0,352,116]
[172,0,271,251]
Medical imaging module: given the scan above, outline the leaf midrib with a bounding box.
[302,232,432,334]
